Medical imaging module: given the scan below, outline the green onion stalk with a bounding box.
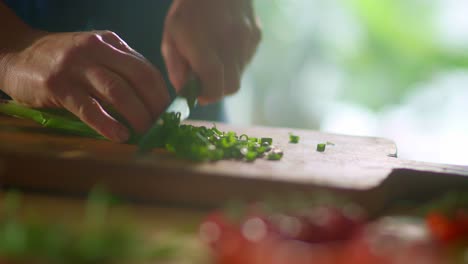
[0,100,105,140]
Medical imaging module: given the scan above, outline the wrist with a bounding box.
[0,28,46,93]
[0,3,48,94]
[0,51,13,93]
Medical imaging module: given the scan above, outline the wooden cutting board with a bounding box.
[1,115,468,212]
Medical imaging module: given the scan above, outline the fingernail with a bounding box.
[114,126,130,142]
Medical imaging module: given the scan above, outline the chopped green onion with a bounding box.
[289,134,299,144]
[262,142,272,151]
[244,151,258,162]
[256,147,267,155]
[267,149,283,160]
[248,137,258,143]
[239,134,249,141]
[261,138,273,146]
[140,113,283,162]
[316,143,326,152]
[212,125,222,136]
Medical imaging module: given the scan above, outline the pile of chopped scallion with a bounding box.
[149,112,283,162]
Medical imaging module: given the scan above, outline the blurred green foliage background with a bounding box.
[226,0,468,165]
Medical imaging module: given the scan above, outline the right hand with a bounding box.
[0,30,170,142]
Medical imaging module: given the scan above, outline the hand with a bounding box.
[0,30,170,142]
[162,0,261,104]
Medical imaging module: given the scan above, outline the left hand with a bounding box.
[162,0,261,104]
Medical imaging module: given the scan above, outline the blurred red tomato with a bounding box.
[426,211,468,244]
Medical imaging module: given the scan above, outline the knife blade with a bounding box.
[137,75,201,154]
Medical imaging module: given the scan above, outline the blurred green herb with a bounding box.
[419,191,468,217]
[343,0,468,110]
[0,190,178,264]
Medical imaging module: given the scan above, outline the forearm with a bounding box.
[0,2,38,91]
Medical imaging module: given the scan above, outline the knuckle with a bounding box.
[99,30,132,52]
[75,33,103,49]
[100,30,118,39]
[252,26,262,44]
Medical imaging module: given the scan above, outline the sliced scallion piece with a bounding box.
[260,138,273,146]
[267,148,283,160]
[289,133,299,144]
[316,143,326,152]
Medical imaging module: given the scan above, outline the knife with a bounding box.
[137,75,201,154]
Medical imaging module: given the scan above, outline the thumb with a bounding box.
[161,33,190,92]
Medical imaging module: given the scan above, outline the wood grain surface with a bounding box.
[1,115,468,211]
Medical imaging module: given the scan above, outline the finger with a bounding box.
[218,37,243,96]
[85,66,152,133]
[88,33,170,118]
[161,31,190,92]
[223,19,261,77]
[239,34,257,73]
[244,19,262,66]
[224,62,241,96]
[169,27,224,103]
[59,86,130,142]
[194,51,224,104]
